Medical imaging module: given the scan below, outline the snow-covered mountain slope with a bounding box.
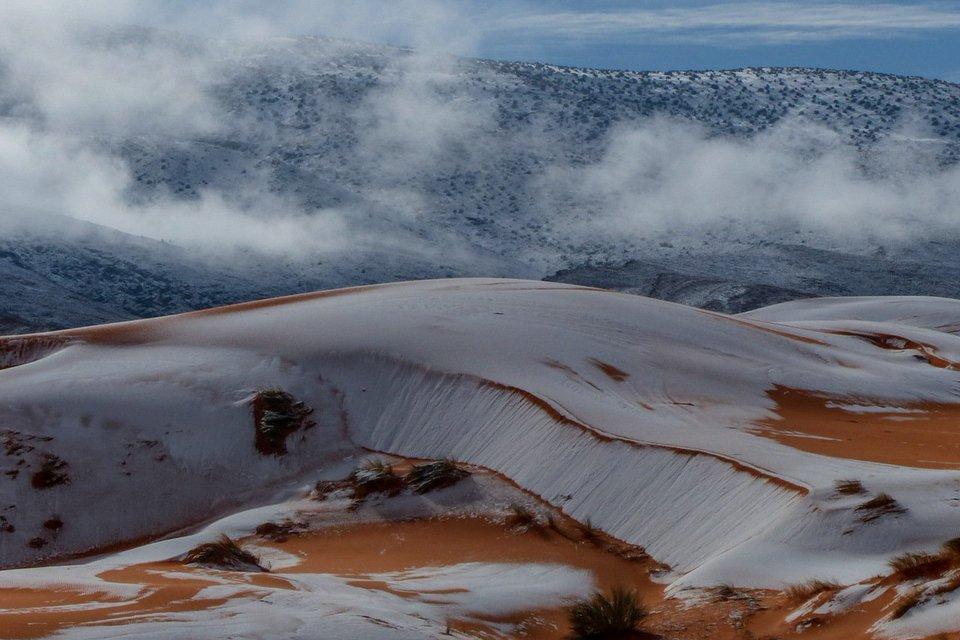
[3,278,960,595]
[4,31,960,333]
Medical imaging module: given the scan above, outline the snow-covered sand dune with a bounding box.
[3,279,960,636]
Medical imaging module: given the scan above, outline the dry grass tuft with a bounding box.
[251,388,314,456]
[888,552,952,581]
[255,521,298,542]
[568,587,647,639]
[404,460,468,494]
[310,478,352,500]
[578,518,600,542]
[834,479,866,496]
[855,493,906,522]
[351,459,404,499]
[182,534,266,572]
[506,503,537,528]
[890,588,925,620]
[711,584,743,602]
[785,579,842,602]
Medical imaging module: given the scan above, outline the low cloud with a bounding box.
[0,1,958,274]
[539,117,960,245]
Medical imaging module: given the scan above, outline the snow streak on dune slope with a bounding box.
[742,295,960,333]
[2,279,960,591]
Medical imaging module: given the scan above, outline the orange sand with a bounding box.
[2,514,958,639]
[0,560,292,639]
[755,386,960,469]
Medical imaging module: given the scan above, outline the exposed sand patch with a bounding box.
[0,514,657,640]
[0,560,278,639]
[754,386,960,468]
[827,329,960,370]
[590,358,630,382]
[259,515,660,639]
[0,513,944,640]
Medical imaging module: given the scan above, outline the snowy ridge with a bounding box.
[743,295,960,333]
[2,279,960,594]
[333,355,804,572]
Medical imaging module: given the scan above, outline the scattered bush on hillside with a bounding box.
[42,517,64,531]
[182,534,266,572]
[31,454,69,489]
[568,587,647,639]
[27,537,47,549]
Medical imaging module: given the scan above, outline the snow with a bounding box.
[742,296,960,333]
[4,280,960,636]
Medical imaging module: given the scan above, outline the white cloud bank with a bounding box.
[538,118,960,244]
[0,1,958,266]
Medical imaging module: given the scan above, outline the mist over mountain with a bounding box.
[3,25,960,332]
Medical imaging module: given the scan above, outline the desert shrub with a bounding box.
[568,587,647,639]
[786,579,841,602]
[506,503,537,528]
[711,584,742,602]
[404,460,468,494]
[255,521,298,542]
[351,459,404,499]
[310,478,352,500]
[579,518,600,542]
[888,552,951,581]
[834,479,865,495]
[855,493,906,522]
[182,534,265,572]
[251,388,314,455]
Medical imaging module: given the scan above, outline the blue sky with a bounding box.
[133,0,960,81]
[478,1,960,81]
[467,1,960,80]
